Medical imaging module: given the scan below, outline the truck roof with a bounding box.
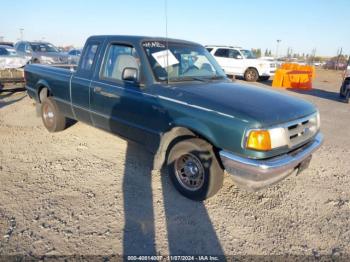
[87,35,200,46]
[205,45,243,49]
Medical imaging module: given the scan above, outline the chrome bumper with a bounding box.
[219,133,324,191]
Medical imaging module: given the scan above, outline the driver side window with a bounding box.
[100,44,139,82]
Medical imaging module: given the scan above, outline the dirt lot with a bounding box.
[0,69,349,259]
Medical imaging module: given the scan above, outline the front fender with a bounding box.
[171,117,217,147]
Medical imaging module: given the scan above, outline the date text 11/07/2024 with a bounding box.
[127,255,220,261]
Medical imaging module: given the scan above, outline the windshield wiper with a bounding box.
[168,76,208,83]
[208,75,226,80]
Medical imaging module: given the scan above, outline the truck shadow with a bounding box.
[122,142,224,256]
[287,88,342,102]
[0,88,26,109]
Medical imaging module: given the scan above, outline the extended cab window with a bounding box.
[214,48,229,58]
[100,44,139,82]
[80,43,99,72]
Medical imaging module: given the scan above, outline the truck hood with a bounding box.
[163,81,316,127]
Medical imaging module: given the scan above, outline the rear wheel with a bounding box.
[345,90,350,104]
[41,97,67,132]
[244,68,259,82]
[167,138,224,201]
[340,79,349,98]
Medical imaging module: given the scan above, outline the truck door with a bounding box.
[70,41,101,124]
[89,43,160,148]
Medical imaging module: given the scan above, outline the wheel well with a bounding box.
[153,126,223,170]
[38,86,51,103]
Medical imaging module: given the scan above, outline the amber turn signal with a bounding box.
[246,130,272,151]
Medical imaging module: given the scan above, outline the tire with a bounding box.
[345,90,350,104]
[167,138,224,201]
[41,97,67,132]
[259,76,270,81]
[244,68,259,82]
[339,79,349,98]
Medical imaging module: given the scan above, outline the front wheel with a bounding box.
[244,68,259,82]
[41,97,67,132]
[344,90,350,104]
[167,138,224,201]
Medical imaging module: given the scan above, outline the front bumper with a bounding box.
[219,133,324,191]
[261,69,276,77]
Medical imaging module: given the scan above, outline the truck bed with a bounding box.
[25,64,74,103]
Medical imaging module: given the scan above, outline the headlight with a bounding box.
[246,127,288,151]
[40,56,54,63]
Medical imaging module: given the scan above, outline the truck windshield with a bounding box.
[142,41,226,82]
[240,49,256,59]
[30,43,59,53]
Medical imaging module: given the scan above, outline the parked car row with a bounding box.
[0,40,83,70]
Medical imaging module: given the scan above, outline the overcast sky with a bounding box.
[1,0,349,56]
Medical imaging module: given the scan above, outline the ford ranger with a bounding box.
[24,35,323,200]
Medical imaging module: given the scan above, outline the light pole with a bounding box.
[276,39,281,59]
[19,28,24,40]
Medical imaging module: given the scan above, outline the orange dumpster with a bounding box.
[272,63,314,89]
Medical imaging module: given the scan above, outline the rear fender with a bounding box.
[35,79,52,102]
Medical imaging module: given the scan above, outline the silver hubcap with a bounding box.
[247,70,257,80]
[174,154,205,191]
[43,103,55,127]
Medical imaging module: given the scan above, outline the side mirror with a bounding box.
[122,67,138,83]
[235,55,242,59]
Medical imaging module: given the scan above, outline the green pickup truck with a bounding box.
[24,35,323,200]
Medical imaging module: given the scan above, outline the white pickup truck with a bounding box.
[206,45,277,82]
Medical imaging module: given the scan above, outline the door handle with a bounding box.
[93,86,102,93]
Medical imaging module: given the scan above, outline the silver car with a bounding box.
[15,41,68,64]
[0,45,29,69]
[67,49,82,65]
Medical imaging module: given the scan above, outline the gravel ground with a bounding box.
[0,69,349,259]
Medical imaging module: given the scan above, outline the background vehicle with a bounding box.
[67,49,82,65]
[340,58,350,103]
[15,41,68,64]
[324,60,347,70]
[206,45,277,81]
[0,42,14,47]
[0,45,29,87]
[24,35,323,200]
[0,45,29,69]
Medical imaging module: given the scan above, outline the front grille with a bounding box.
[286,115,318,148]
